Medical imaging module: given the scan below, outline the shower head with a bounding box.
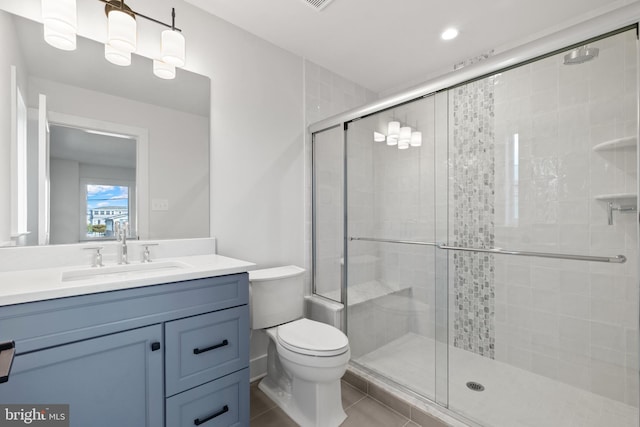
[563,45,599,65]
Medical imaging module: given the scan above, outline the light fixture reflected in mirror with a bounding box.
[105,44,131,66]
[41,0,186,80]
[153,59,176,80]
[374,121,423,150]
[42,0,77,34]
[410,131,422,147]
[44,25,76,51]
[42,0,77,50]
[373,132,385,142]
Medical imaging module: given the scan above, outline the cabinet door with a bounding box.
[0,325,163,427]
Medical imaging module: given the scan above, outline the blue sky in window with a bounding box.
[87,185,128,210]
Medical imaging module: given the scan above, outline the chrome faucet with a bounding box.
[116,221,129,264]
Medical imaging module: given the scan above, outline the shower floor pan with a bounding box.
[356,333,638,427]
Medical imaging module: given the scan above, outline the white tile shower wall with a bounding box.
[492,30,638,405]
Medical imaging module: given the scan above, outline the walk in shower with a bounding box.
[312,19,639,427]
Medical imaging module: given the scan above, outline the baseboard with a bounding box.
[250,354,267,383]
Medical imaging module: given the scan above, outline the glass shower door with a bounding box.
[345,95,446,402]
[444,28,639,427]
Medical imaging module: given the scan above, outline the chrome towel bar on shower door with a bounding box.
[349,237,627,263]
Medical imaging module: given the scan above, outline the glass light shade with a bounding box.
[399,126,412,143]
[153,59,176,80]
[42,0,77,34]
[108,10,137,53]
[398,140,410,150]
[161,30,186,67]
[373,132,385,142]
[44,26,76,51]
[387,121,400,137]
[410,131,422,147]
[105,44,131,66]
[386,135,398,146]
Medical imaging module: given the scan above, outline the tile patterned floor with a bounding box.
[250,380,421,427]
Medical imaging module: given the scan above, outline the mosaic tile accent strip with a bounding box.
[452,52,496,358]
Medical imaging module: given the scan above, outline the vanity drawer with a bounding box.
[166,368,249,427]
[165,305,249,396]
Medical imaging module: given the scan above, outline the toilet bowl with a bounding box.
[249,266,350,427]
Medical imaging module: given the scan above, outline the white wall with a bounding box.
[49,158,80,245]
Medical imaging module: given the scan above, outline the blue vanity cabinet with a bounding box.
[0,272,250,427]
[0,325,164,427]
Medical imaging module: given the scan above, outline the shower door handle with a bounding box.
[436,244,626,264]
[349,236,626,263]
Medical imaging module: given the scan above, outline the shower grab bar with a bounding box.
[349,237,626,263]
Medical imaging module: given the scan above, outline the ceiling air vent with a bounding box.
[302,0,335,11]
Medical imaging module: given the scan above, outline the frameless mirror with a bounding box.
[1,11,211,247]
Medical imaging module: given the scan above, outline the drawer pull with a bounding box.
[0,341,15,384]
[193,404,229,425]
[193,339,228,355]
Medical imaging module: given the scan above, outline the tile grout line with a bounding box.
[250,406,278,421]
[363,394,415,426]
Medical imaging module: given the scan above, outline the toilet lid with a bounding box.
[277,318,349,357]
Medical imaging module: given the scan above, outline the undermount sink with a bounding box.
[61,261,191,282]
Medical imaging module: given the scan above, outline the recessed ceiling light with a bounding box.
[441,28,459,41]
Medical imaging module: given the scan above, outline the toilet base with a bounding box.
[258,375,347,427]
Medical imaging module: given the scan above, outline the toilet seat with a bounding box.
[277,318,349,357]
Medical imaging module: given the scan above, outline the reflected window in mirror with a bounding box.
[85,184,130,239]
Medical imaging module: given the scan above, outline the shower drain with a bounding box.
[466,381,485,392]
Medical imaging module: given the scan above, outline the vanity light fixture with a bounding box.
[375,121,423,150]
[41,0,186,80]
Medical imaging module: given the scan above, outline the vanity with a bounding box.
[0,253,253,427]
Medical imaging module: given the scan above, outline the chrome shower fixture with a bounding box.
[563,45,599,65]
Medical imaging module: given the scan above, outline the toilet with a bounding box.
[249,265,350,427]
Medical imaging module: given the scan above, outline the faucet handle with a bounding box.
[141,243,159,263]
[84,246,104,268]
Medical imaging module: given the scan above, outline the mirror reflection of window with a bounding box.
[85,184,129,239]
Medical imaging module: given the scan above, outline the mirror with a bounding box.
[0,11,211,247]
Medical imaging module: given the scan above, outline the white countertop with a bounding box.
[0,254,255,306]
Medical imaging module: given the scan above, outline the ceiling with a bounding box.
[50,125,136,169]
[184,0,633,93]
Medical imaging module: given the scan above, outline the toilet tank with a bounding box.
[249,265,305,329]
